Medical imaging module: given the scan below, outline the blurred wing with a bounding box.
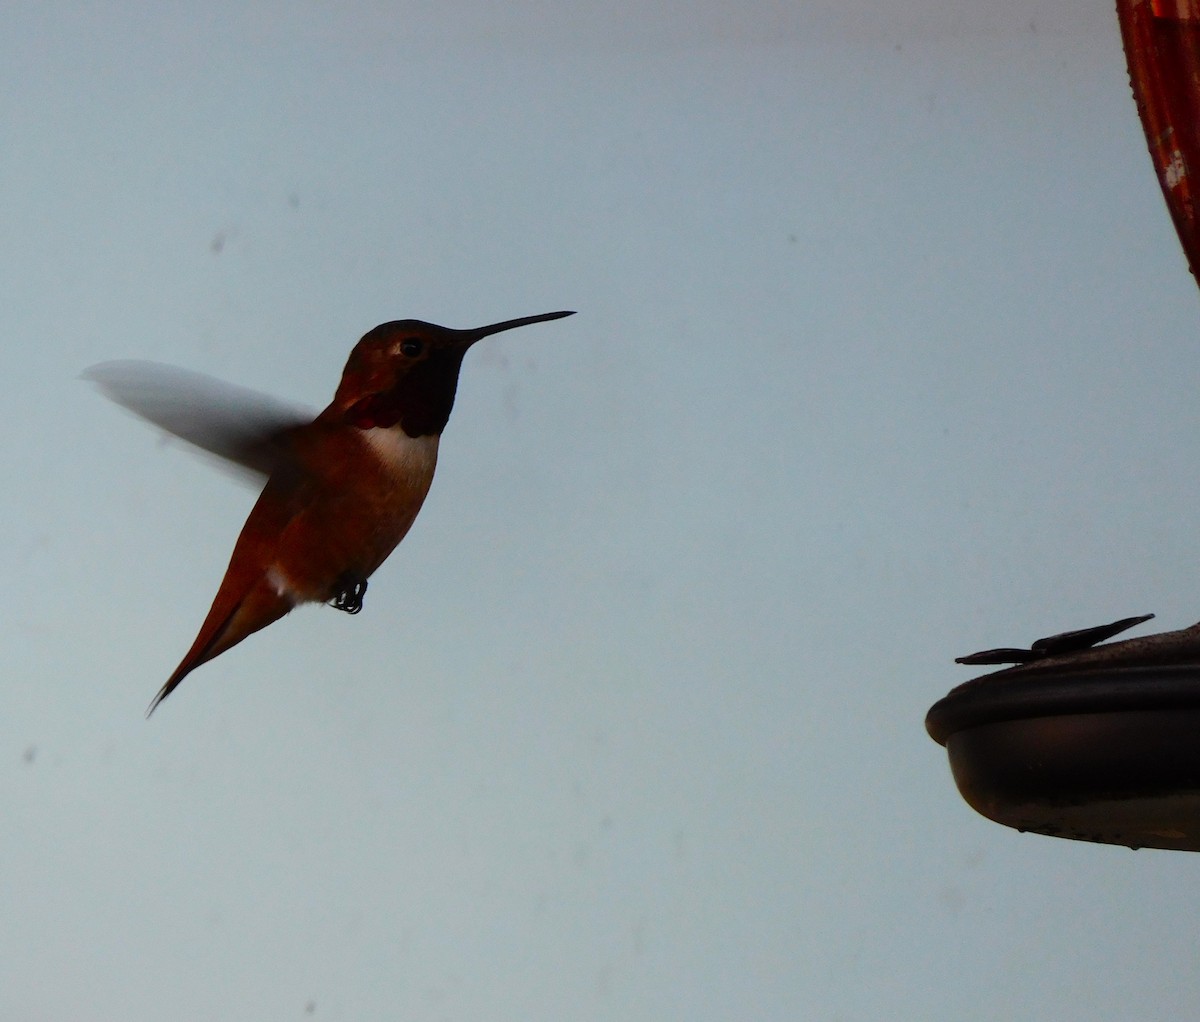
[83,360,314,484]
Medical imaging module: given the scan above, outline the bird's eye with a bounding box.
[400,338,424,357]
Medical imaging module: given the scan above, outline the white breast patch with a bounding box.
[362,426,440,478]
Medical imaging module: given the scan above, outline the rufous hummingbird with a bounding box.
[86,310,574,715]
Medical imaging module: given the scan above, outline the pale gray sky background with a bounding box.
[4,2,1200,1019]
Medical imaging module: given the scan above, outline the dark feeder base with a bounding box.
[928,622,1200,852]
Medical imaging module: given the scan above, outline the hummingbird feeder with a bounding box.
[926,0,1200,852]
[928,616,1200,851]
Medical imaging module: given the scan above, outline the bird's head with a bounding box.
[331,310,574,437]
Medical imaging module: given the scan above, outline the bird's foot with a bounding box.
[330,575,368,615]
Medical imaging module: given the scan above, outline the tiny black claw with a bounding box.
[330,575,368,615]
[956,613,1155,666]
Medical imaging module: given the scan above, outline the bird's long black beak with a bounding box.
[455,310,575,344]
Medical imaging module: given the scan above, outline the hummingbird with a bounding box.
[86,310,574,715]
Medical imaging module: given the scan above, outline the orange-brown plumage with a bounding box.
[147,419,440,713]
[87,311,574,715]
